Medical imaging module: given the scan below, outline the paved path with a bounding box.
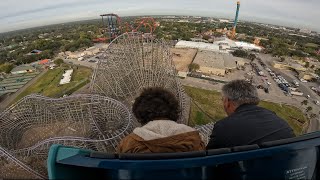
[0,70,48,111]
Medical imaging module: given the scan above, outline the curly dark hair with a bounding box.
[132,87,180,125]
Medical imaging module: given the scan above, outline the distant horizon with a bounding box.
[1,14,319,35]
[1,0,319,34]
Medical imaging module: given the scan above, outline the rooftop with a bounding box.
[175,41,220,52]
[193,51,237,70]
[11,65,36,72]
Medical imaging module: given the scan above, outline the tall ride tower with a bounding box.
[231,1,240,39]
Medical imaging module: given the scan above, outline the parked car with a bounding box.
[300,79,308,83]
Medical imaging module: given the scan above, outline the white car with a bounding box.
[315,101,320,105]
[306,95,310,99]
[300,79,308,83]
[267,82,272,85]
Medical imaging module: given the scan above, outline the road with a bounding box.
[0,69,48,111]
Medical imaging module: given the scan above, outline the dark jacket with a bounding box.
[207,104,295,149]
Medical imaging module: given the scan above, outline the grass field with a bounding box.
[305,43,319,48]
[13,65,92,104]
[184,86,307,135]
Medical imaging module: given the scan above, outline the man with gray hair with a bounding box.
[207,80,294,149]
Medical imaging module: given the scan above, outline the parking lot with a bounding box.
[62,54,101,69]
[258,54,320,114]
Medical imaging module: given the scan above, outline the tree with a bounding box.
[188,63,200,72]
[232,50,248,58]
[301,100,308,107]
[248,54,256,61]
[54,59,64,66]
[0,63,14,73]
[306,106,313,113]
[316,68,320,77]
[309,113,317,119]
[310,65,315,69]
[213,32,223,37]
[203,35,211,41]
[305,62,310,68]
[280,57,286,62]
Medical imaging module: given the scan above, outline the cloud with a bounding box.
[0,0,319,33]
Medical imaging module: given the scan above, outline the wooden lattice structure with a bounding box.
[0,33,215,179]
[91,32,190,125]
[0,94,132,178]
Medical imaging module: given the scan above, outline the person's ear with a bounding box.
[225,98,231,107]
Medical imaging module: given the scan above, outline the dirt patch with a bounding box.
[171,48,197,72]
[18,121,89,149]
[0,160,41,179]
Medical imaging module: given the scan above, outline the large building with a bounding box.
[299,28,312,34]
[213,37,237,51]
[176,39,262,53]
[175,41,220,52]
[193,51,245,76]
[235,41,262,51]
[11,65,36,74]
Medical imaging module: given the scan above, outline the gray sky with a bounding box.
[1,0,320,33]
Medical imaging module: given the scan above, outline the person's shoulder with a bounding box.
[118,133,144,153]
[256,106,282,118]
[122,133,143,142]
[214,116,233,129]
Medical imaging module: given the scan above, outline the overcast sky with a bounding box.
[1,0,320,33]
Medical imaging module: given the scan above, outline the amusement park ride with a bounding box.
[93,14,157,43]
[1,1,320,179]
[231,1,240,39]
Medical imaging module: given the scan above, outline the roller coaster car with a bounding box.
[48,131,320,180]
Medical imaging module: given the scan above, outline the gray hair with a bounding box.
[222,80,260,106]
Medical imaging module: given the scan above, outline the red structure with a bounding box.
[39,59,50,65]
[95,14,157,43]
[93,38,108,43]
[133,17,157,33]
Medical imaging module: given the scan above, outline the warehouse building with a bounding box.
[11,65,36,74]
[175,41,220,52]
[193,51,246,76]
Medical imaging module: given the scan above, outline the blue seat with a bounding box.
[48,132,320,179]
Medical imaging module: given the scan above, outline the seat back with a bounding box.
[47,132,320,180]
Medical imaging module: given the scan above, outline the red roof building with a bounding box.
[39,59,50,65]
[93,38,108,43]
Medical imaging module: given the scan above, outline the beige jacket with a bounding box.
[118,120,205,153]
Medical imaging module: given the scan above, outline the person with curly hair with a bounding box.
[118,87,205,153]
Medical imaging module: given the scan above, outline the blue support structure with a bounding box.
[233,1,241,29]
